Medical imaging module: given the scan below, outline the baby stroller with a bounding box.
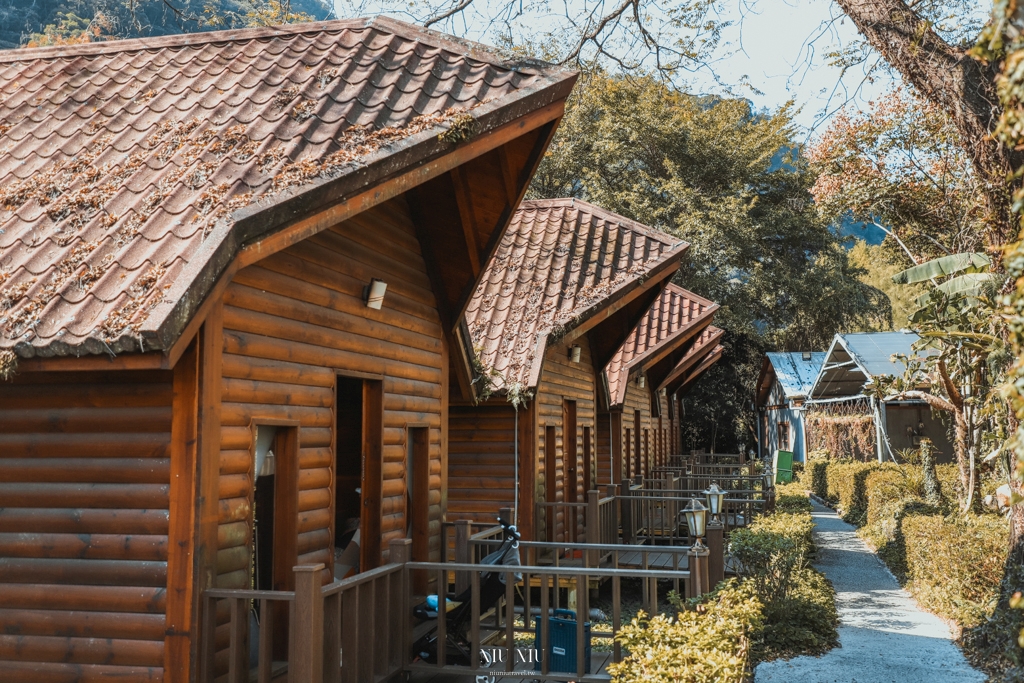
[412,516,521,666]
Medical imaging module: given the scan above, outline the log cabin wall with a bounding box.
[655,391,670,465]
[534,337,597,542]
[0,369,173,682]
[595,409,618,485]
[622,379,653,479]
[215,197,447,593]
[447,401,518,523]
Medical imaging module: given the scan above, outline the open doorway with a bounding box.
[334,375,383,577]
[251,423,298,660]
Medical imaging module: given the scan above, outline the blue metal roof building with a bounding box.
[755,351,827,462]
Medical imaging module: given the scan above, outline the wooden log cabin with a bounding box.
[447,199,688,542]
[598,285,722,485]
[0,19,576,683]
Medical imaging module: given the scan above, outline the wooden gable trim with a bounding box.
[661,327,725,394]
[672,346,724,397]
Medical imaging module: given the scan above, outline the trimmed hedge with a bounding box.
[825,461,899,526]
[902,514,1008,627]
[609,580,763,683]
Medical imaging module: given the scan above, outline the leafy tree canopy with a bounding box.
[529,73,885,450]
[0,0,332,49]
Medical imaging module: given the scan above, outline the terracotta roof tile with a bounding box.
[0,17,576,358]
[604,284,718,406]
[465,198,687,392]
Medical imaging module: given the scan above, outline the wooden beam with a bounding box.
[190,302,223,678]
[450,166,482,278]
[497,146,519,206]
[165,336,200,683]
[237,101,565,270]
[15,352,169,372]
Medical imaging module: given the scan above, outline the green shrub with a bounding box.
[610,579,763,683]
[825,461,897,526]
[864,467,923,529]
[935,463,961,505]
[862,498,938,582]
[757,567,839,660]
[775,494,813,515]
[730,512,816,608]
[808,460,829,500]
[902,513,1008,627]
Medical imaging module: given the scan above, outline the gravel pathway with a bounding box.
[755,499,985,683]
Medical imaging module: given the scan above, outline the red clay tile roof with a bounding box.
[604,283,717,406]
[465,198,687,392]
[663,324,724,393]
[0,18,576,358]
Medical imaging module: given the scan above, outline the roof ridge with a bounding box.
[0,16,569,75]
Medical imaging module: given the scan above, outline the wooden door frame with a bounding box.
[544,424,558,542]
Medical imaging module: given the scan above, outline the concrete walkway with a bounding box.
[755,500,985,683]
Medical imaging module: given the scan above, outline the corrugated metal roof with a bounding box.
[605,283,717,406]
[810,331,923,399]
[0,18,576,358]
[465,198,686,392]
[841,331,920,376]
[765,351,826,399]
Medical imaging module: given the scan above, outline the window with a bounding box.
[778,422,791,451]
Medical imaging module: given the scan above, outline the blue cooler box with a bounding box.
[533,609,591,674]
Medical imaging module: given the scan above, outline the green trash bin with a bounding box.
[773,450,794,484]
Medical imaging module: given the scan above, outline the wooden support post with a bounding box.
[289,564,325,683]
[620,483,634,546]
[686,547,709,599]
[706,520,725,589]
[390,538,412,670]
[586,490,600,566]
[454,520,471,594]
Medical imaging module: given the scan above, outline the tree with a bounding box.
[871,253,1010,512]
[529,73,883,450]
[809,88,987,264]
[846,241,923,329]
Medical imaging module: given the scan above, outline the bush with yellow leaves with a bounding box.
[608,580,763,683]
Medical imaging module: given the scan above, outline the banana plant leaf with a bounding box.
[910,273,1007,319]
[892,253,991,285]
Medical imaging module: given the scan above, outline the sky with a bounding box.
[334,0,897,136]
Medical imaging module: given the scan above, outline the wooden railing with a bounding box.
[200,541,412,683]
[405,558,700,681]
[199,537,709,683]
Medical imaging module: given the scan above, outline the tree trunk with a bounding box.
[833,0,1020,246]
[921,438,943,506]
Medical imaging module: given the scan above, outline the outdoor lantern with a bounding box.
[704,483,725,524]
[683,498,708,548]
[762,471,774,491]
[570,345,582,363]
[638,375,646,388]
[365,278,388,309]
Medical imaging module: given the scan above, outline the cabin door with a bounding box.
[544,425,558,542]
[634,410,642,480]
[335,376,384,577]
[407,426,430,593]
[562,401,577,542]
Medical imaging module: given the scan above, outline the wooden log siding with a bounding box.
[535,338,597,543]
[216,198,447,592]
[0,369,173,682]
[622,379,653,479]
[447,403,518,523]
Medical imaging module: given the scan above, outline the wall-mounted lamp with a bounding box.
[638,375,646,388]
[570,345,582,363]
[802,351,812,361]
[365,279,387,310]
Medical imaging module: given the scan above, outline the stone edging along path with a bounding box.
[754,499,985,683]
